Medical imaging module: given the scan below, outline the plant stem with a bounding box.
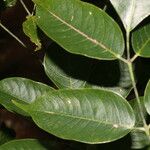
[128,62,149,134]
[19,0,31,16]
[125,29,149,135]
[0,22,26,47]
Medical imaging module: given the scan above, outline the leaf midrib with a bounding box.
[31,110,133,129]
[127,0,136,31]
[37,3,120,58]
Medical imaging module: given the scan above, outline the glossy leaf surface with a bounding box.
[132,23,150,57]
[110,0,150,30]
[15,89,135,143]
[33,0,124,60]
[0,77,53,115]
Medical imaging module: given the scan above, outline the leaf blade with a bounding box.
[44,46,132,98]
[132,23,150,57]
[0,77,53,115]
[16,89,135,143]
[43,45,93,89]
[33,0,124,60]
[110,0,150,30]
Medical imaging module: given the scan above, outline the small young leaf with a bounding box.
[33,0,124,60]
[132,23,150,57]
[0,77,53,115]
[110,0,150,31]
[144,80,150,115]
[23,15,42,51]
[0,139,51,150]
[15,89,135,144]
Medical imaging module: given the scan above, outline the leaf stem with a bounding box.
[0,22,26,47]
[128,62,148,134]
[132,127,146,132]
[19,0,31,16]
[116,55,128,64]
[130,54,139,63]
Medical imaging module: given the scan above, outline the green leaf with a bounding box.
[132,23,150,57]
[86,85,132,98]
[33,0,124,60]
[44,44,93,89]
[0,77,53,115]
[0,139,52,150]
[110,0,150,31]
[44,42,131,98]
[23,15,42,51]
[44,44,132,97]
[112,60,133,98]
[144,80,150,115]
[130,97,150,149]
[15,89,135,144]
[3,0,17,7]
[130,97,146,126]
